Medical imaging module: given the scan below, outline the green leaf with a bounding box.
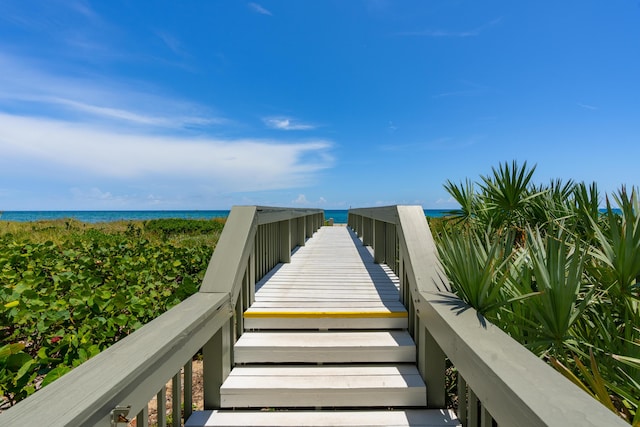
[15,359,36,382]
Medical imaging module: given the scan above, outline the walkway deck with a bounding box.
[244,225,408,329]
[188,226,459,426]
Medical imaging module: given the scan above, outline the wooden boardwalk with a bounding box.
[245,225,408,329]
[188,226,459,426]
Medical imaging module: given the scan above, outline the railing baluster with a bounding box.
[481,405,494,427]
[136,405,148,427]
[203,317,232,409]
[469,388,479,427]
[172,371,181,427]
[184,361,193,422]
[457,374,468,425]
[249,251,256,306]
[280,219,291,263]
[424,325,446,408]
[374,219,386,263]
[157,386,167,427]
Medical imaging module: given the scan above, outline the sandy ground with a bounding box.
[129,359,204,427]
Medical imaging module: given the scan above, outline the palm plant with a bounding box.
[478,161,545,237]
[592,187,640,299]
[572,181,602,244]
[443,178,477,225]
[435,162,639,424]
[523,225,594,356]
[528,179,576,228]
[436,229,516,316]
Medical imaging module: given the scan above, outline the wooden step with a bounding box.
[234,331,416,364]
[219,365,427,408]
[244,302,408,330]
[186,409,460,426]
[244,314,407,330]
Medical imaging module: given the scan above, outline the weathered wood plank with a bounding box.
[186,409,460,427]
[220,365,426,408]
[234,331,416,363]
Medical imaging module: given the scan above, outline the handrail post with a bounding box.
[279,219,291,263]
[386,223,397,274]
[296,217,306,246]
[374,220,385,263]
[306,215,313,238]
[248,251,256,306]
[363,217,372,246]
[203,318,232,409]
[423,325,446,408]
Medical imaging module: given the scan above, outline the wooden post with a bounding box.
[398,247,405,305]
[157,386,167,427]
[424,326,446,408]
[457,374,467,425]
[203,318,231,409]
[136,405,148,427]
[249,251,256,305]
[386,223,397,274]
[374,220,386,264]
[279,219,291,263]
[482,405,494,427]
[469,388,479,426]
[184,361,193,421]
[297,217,306,247]
[171,372,181,427]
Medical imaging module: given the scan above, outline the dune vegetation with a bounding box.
[430,161,639,425]
[0,218,222,407]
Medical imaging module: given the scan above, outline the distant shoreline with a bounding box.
[0,209,452,223]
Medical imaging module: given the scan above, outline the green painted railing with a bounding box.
[348,205,627,427]
[0,206,323,427]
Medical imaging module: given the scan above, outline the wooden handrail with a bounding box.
[0,293,230,426]
[348,205,627,427]
[1,206,323,427]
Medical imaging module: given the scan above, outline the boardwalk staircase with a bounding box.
[187,226,458,426]
[3,206,626,427]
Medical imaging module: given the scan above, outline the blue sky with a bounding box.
[1,1,639,210]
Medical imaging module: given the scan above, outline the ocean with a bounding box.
[0,209,451,224]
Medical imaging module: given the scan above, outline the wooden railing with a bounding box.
[1,206,323,427]
[348,205,627,427]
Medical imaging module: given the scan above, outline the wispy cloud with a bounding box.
[0,113,333,193]
[263,116,316,131]
[578,102,598,110]
[0,53,222,129]
[156,31,189,57]
[292,194,327,205]
[248,2,273,16]
[398,17,502,38]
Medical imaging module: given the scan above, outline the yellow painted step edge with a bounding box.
[244,311,408,318]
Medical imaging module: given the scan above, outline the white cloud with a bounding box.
[248,3,273,16]
[398,17,502,38]
[0,53,222,129]
[50,97,218,127]
[578,103,598,111]
[264,116,315,131]
[0,113,333,193]
[435,197,456,205]
[292,194,327,206]
[293,194,309,204]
